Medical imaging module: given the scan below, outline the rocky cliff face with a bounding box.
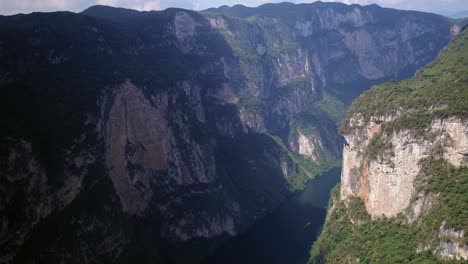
[207,2,455,93]
[341,116,468,217]
[337,113,468,262]
[0,3,460,263]
[205,2,454,164]
[311,28,468,263]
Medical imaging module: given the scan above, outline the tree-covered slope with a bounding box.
[341,27,468,135]
[310,28,468,264]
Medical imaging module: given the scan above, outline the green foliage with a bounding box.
[313,28,468,264]
[366,133,386,160]
[290,93,346,136]
[310,156,468,263]
[268,41,300,57]
[291,152,322,178]
[266,133,323,191]
[209,15,261,62]
[364,132,394,161]
[347,197,371,223]
[288,109,343,166]
[272,76,310,98]
[237,96,266,112]
[285,92,344,167]
[382,112,432,137]
[418,158,468,234]
[202,14,266,85]
[312,94,347,127]
[341,29,468,135]
[290,111,328,137]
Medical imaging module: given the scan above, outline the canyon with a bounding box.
[0,2,464,263]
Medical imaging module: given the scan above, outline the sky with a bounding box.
[0,0,467,16]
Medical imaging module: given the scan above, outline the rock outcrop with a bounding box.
[0,2,462,263]
[104,81,170,214]
[341,116,468,217]
[310,28,468,263]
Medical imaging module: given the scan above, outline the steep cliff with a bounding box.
[310,28,468,263]
[204,2,456,164]
[0,2,460,263]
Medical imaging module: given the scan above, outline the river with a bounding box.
[202,167,341,264]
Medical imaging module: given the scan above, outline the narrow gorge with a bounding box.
[0,2,465,263]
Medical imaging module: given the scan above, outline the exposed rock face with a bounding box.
[310,27,468,263]
[338,109,468,260]
[0,137,97,262]
[289,128,341,165]
[169,211,237,240]
[339,115,468,260]
[104,81,169,214]
[297,131,320,161]
[0,140,49,263]
[0,2,461,263]
[341,116,468,217]
[205,1,454,163]
[174,11,197,53]
[434,118,468,166]
[436,221,468,260]
[208,3,452,92]
[102,80,237,241]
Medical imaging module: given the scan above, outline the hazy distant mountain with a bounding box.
[451,10,468,18]
[435,9,468,18]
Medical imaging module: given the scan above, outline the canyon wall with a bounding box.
[0,3,460,263]
[311,28,468,263]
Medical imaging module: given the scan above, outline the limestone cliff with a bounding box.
[205,2,454,165]
[341,116,467,217]
[310,28,468,263]
[0,3,462,263]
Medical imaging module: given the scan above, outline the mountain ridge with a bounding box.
[0,3,461,263]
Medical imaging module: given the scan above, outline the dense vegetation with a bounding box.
[310,156,468,263]
[341,28,468,134]
[266,134,324,191]
[288,101,344,166]
[311,28,468,263]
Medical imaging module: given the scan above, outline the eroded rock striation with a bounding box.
[342,116,468,217]
[311,28,468,263]
[0,2,463,263]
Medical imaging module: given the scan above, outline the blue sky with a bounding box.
[0,0,466,15]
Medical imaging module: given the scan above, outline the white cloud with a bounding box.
[132,0,161,11]
[97,0,121,6]
[0,0,95,14]
[96,0,160,11]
